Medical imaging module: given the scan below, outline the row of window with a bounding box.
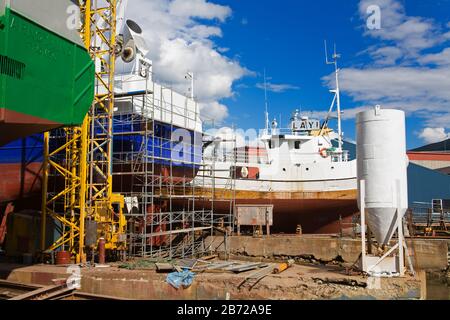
[268,140,302,149]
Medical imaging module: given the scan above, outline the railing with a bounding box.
[205,149,350,165]
[410,202,450,226]
[115,95,199,126]
[262,127,331,136]
[204,150,270,165]
[114,70,202,127]
[409,201,450,237]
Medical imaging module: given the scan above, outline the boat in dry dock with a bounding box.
[191,51,359,234]
[196,113,358,234]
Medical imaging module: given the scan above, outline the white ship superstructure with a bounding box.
[205,112,357,194]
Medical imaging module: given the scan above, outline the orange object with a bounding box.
[55,251,71,265]
[319,148,329,158]
[274,263,288,274]
[274,260,295,274]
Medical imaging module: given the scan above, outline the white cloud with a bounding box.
[326,0,450,139]
[169,0,231,22]
[124,0,249,123]
[199,101,229,124]
[418,127,449,144]
[369,46,403,65]
[419,48,450,66]
[359,0,444,57]
[255,82,300,93]
[303,106,371,122]
[325,66,450,107]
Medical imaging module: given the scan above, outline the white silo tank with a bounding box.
[356,106,409,246]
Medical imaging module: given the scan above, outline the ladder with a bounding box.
[432,199,448,231]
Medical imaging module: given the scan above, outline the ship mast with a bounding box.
[186,72,195,100]
[264,69,270,134]
[325,41,343,159]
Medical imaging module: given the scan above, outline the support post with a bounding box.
[78,116,89,264]
[396,180,405,276]
[40,132,49,252]
[397,208,405,276]
[359,180,367,272]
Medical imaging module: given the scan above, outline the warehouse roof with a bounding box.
[411,139,450,152]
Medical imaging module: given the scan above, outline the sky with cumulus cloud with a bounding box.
[124,0,450,148]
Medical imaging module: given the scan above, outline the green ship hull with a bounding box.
[0,0,94,146]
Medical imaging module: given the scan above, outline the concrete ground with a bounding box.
[0,261,422,300]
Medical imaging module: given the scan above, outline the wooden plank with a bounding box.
[155,263,174,273]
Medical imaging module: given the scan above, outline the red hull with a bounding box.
[189,199,358,234]
[0,162,42,204]
[0,109,60,147]
[112,163,199,193]
[215,199,359,234]
[174,188,359,235]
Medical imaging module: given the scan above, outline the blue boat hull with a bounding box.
[0,119,203,205]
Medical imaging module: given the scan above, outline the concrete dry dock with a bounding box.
[0,262,421,300]
[1,235,447,300]
[208,235,449,271]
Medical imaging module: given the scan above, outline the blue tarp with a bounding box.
[166,269,195,289]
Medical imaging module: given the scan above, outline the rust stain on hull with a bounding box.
[170,187,359,234]
[208,188,358,201]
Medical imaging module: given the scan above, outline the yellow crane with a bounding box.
[41,0,126,264]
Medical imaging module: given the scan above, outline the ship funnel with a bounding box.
[356,106,409,246]
[119,19,149,63]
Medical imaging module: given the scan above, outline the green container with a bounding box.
[0,0,94,144]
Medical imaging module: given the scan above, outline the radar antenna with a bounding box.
[323,40,343,159]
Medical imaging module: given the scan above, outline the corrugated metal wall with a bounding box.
[408,163,450,204]
[342,140,450,205]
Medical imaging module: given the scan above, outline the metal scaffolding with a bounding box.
[41,0,126,263]
[111,71,230,259]
[41,1,238,263]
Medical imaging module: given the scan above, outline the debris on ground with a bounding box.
[274,259,295,274]
[118,259,162,270]
[193,261,269,274]
[166,269,196,289]
[175,258,198,270]
[312,277,367,288]
[155,263,175,273]
[238,265,276,291]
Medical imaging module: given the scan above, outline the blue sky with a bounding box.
[130,0,450,150]
[211,0,450,149]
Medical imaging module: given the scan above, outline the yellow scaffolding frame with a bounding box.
[41,0,126,263]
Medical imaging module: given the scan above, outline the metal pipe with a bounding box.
[98,238,106,264]
[274,259,295,274]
